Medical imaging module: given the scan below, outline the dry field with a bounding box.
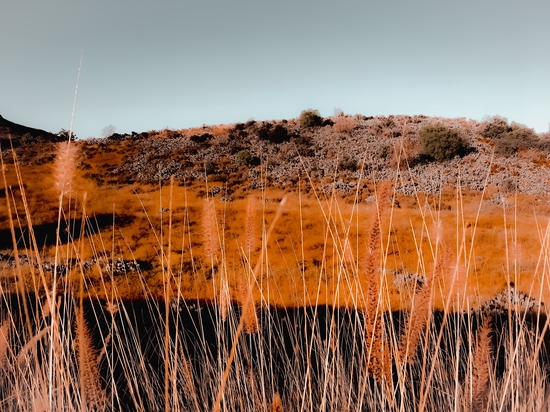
[2,114,550,311]
[1,115,550,411]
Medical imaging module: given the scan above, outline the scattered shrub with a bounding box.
[258,123,290,144]
[235,149,260,167]
[57,128,77,141]
[481,116,510,140]
[339,157,358,172]
[190,133,213,143]
[418,124,469,162]
[293,135,315,157]
[299,109,323,128]
[387,140,420,170]
[234,149,253,167]
[333,116,356,133]
[480,117,540,156]
[494,123,538,156]
[501,178,518,193]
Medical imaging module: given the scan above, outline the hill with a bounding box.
[1,113,550,310]
[0,114,63,147]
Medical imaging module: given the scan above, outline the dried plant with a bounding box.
[0,319,10,368]
[239,274,259,334]
[469,314,493,412]
[333,116,355,134]
[53,141,79,197]
[399,243,451,364]
[363,181,392,381]
[202,198,220,257]
[244,195,258,255]
[74,308,106,410]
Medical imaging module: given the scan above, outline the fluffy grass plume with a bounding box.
[74,308,106,410]
[470,314,493,412]
[363,180,392,381]
[202,198,220,257]
[53,140,79,196]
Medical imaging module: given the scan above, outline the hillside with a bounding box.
[1,113,550,310]
[0,114,63,148]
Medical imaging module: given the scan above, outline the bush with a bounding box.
[481,117,539,156]
[333,116,356,133]
[339,157,358,172]
[418,124,469,162]
[481,116,510,140]
[293,135,315,157]
[235,150,253,167]
[299,109,323,128]
[257,123,290,144]
[494,124,538,156]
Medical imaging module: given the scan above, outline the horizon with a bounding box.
[2,0,549,138]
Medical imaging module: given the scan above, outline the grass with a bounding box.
[0,132,550,411]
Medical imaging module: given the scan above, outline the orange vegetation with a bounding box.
[1,141,550,311]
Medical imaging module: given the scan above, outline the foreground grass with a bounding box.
[0,141,550,411]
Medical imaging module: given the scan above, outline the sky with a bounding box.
[1,0,549,138]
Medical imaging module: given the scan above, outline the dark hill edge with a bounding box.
[0,114,64,147]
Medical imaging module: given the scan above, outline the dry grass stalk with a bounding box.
[74,308,106,410]
[363,181,392,381]
[0,319,10,368]
[218,270,230,322]
[469,314,493,412]
[202,198,220,257]
[343,237,355,264]
[399,243,451,364]
[244,195,258,255]
[388,139,419,171]
[271,392,283,412]
[239,274,259,334]
[53,141,79,196]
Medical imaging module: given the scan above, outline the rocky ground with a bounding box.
[72,114,550,200]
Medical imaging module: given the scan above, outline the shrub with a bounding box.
[190,133,213,143]
[387,140,420,170]
[481,116,510,140]
[333,116,355,133]
[339,157,358,172]
[494,124,538,156]
[235,149,252,167]
[293,135,314,157]
[481,117,539,156]
[258,123,290,144]
[418,124,469,162]
[299,109,323,128]
[269,125,290,143]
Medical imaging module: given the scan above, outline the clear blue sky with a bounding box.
[2,0,549,138]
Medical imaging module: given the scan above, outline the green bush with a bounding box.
[339,157,358,172]
[234,149,252,167]
[418,124,469,162]
[299,109,323,128]
[481,116,510,140]
[481,117,540,156]
[494,123,538,156]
